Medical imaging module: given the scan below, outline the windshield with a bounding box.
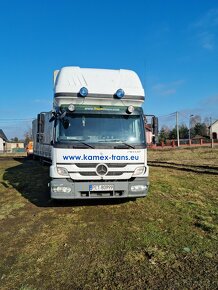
[55,114,146,145]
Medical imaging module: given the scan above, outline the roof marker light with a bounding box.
[68,104,75,112]
[127,105,135,114]
[79,87,88,97]
[115,89,125,99]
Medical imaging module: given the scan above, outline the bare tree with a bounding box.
[24,127,33,146]
[190,115,201,128]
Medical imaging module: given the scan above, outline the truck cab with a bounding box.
[34,66,149,199]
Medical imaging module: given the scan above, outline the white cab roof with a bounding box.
[54,66,144,97]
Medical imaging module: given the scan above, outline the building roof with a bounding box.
[191,135,205,140]
[145,124,152,132]
[209,120,218,128]
[211,120,218,126]
[0,129,8,141]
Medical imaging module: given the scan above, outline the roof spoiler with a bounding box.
[53,70,59,85]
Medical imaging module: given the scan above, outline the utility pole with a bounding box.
[189,114,194,143]
[210,117,214,148]
[176,111,180,147]
[209,117,212,139]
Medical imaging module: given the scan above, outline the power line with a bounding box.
[157,112,176,118]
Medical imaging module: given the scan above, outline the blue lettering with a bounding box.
[63,154,139,162]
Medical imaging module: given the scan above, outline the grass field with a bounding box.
[0,148,218,290]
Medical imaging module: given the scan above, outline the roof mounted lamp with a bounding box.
[115,88,125,99]
[126,105,135,114]
[68,104,75,112]
[79,87,88,97]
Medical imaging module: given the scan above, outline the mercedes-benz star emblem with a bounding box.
[96,164,108,176]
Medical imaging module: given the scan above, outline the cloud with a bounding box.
[180,94,218,121]
[33,98,47,103]
[193,9,218,28]
[161,89,176,96]
[192,9,218,50]
[201,94,218,107]
[33,98,51,105]
[152,80,185,96]
[170,80,185,86]
[198,31,215,50]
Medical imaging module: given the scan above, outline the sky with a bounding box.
[0,0,218,139]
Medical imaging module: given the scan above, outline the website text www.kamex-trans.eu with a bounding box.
[62,154,140,161]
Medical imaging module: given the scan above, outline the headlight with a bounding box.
[52,186,71,193]
[57,167,69,176]
[132,166,145,176]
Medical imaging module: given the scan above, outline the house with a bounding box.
[0,129,8,153]
[209,120,218,139]
[191,135,205,140]
[0,129,25,153]
[145,124,153,144]
[5,142,25,153]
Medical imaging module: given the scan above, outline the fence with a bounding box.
[149,138,218,149]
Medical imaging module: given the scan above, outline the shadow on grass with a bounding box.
[3,157,131,208]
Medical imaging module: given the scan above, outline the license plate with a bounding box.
[89,184,114,191]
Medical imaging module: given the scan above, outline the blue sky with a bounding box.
[0,0,218,139]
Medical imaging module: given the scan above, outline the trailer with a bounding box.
[32,66,149,199]
[32,112,53,161]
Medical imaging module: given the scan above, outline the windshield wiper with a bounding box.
[98,139,135,149]
[114,142,135,149]
[71,139,95,149]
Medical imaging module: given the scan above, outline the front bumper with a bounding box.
[50,178,149,199]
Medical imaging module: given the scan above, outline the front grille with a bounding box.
[79,171,123,176]
[75,163,127,168]
[106,172,123,176]
[75,163,97,168]
[79,172,98,176]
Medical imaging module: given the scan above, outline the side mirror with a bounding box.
[49,116,55,122]
[50,140,54,145]
[152,116,158,136]
[60,111,66,119]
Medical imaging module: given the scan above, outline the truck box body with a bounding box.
[32,112,53,160]
[33,67,149,199]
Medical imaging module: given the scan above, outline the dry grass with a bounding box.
[0,148,217,289]
[149,147,218,166]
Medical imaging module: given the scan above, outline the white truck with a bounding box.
[32,66,149,199]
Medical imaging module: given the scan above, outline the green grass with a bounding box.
[0,149,217,289]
